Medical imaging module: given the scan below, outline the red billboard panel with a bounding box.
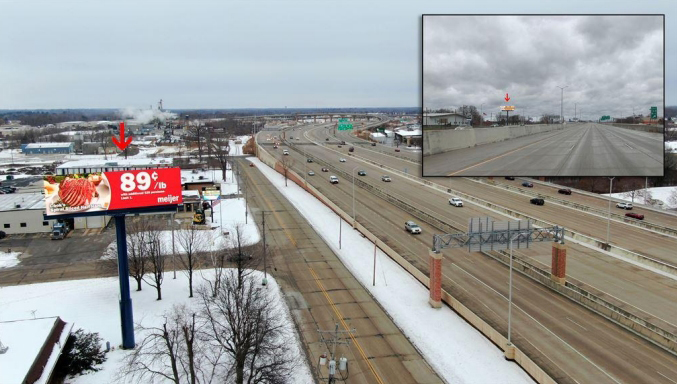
[44,168,183,216]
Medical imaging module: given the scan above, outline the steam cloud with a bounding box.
[120,107,178,125]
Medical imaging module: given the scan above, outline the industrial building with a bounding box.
[21,142,74,154]
[423,112,469,127]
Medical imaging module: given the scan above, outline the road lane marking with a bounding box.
[309,267,385,384]
[447,131,568,176]
[657,371,677,384]
[566,317,589,332]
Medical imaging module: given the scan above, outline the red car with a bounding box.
[625,212,644,220]
[394,148,401,152]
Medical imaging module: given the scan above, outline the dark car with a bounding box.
[625,212,645,220]
[505,176,515,180]
[357,170,366,176]
[394,148,400,152]
[371,142,376,146]
[321,167,329,172]
[530,198,545,205]
[348,147,355,152]
[306,158,313,163]
[341,141,346,145]
[558,188,572,195]
[325,138,329,141]
[522,182,533,188]
[0,230,6,239]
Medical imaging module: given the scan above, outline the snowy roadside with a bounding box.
[0,251,21,269]
[603,186,677,210]
[247,156,534,384]
[0,271,313,384]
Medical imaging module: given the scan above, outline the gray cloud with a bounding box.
[424,15,664,120]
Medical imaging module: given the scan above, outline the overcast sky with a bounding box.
[0,0,675,110]
[424,15,665,120]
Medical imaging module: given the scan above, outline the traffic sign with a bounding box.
[650,107,657,119]
[338,123,353,130]
[339,118,349,122]
[600,115,610,121]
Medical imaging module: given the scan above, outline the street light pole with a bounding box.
[606,177,615,244]
[352,165,359,224]
[557,85,568,124]
[508,233,521,346]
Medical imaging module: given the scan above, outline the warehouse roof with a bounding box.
[0,193,45,212]
[57,158,172,170]
[24,143,73,149]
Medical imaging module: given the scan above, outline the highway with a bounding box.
[258,122,677,383]
[423,123,664,177]
[237,159,443,383]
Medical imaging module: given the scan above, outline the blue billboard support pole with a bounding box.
[114,214,135,349]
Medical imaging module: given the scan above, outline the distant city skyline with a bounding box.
[0,1,675,109]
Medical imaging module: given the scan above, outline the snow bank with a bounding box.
[0,251,21,268]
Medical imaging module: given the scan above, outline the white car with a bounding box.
[308,171,315,176]
[329,176,339,184]
[405,221,421,234]
[339,158,347,162]
[283,150,289,155]
[449,198,463,207]
[616,202,633,210]
[381,175,391,182]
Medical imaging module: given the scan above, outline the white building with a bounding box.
[57,158,174,175]
[0,194,56,234]
[423,112,468,126]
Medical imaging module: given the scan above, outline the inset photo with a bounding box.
[422,15,665,177]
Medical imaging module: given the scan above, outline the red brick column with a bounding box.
[428,250,442,308]
[551,242,567,284]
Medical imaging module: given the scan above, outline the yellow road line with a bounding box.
[447,131,564,176]
[309,267,385,384]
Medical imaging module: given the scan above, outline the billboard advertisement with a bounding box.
[44,168,183,217]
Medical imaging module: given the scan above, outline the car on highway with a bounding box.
[449,197,463,207]
[339,158,346,162]
[329,176,339,184]
[337,145,342,148]
[558,188,572,195]
[325,138,329,141]
[357,170,366,176]
[348,146,355,152]
[625,212,644,220]
[306,158,313,163]
[491,124,499,127]
[341,141,346,145]
[283,150,289,155]
[371,142,376,146]
[308,171,315,176]
[522,182,533,188]
[616,202,633,210]
[505,176,516,180]
[530,198,545,205]
[321,167,329,172]
[273,144,278,149]
[381,175,391,182]
[289,136,293,140]
[394,148,400,152]
[405,221,422,234]
[296,138,300,140]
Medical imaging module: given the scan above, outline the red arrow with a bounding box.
[112,122,133,151]
[505,93,510,102]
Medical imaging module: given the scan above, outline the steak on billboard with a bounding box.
[44,168,183,216]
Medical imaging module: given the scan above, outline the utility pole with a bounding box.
[170,212,176,279]
[317,324,354,383]
[606,177,615,245]
[557,85,568,124]
[262,211,267,286]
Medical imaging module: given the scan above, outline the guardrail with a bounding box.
[280,138,677,356]
[469,178,677,237]
[256,141,557,384]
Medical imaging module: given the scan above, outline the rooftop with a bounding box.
[423,112,467,117]
[24,143,73,149]
[0,193,44,212]
[57,158,173,170]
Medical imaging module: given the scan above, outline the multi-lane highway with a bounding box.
[258,121,677,383]
[423,123,664,176]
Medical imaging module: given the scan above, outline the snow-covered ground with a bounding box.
[247,157,534,384]
[667,141,677,152]
[228,135,252,156]
[0,251,21,268]
[603,186,677,210]
[0,271,313,384]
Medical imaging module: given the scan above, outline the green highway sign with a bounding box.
[600,115,611,121]
[338,123,353,130]
[339,118,349,122]
[650,107,657,119]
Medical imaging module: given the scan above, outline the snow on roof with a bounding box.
[0,193,44,212]
[395,129,422,137]
[370,132,386,138]
[0,317,67,384]
[57,158,172,169]
[423,112,466,117]
[25,143,73,149]
[182,190,200,197]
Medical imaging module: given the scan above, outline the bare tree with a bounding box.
[210,134,231,180]
[187,123,207,162]
[225,223,260,290]
[176,224,208,298]
[121,304,222,384]
[143,223,166,300]
[199,272,296,384]
[280,156,295,187]
[99,217,150,291]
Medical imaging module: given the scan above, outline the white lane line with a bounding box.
[569,145,575,151]
[566,317,589,332]
[657,371,677,384]
[625,143,634,150]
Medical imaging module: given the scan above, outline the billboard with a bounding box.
[44,168,183,217]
